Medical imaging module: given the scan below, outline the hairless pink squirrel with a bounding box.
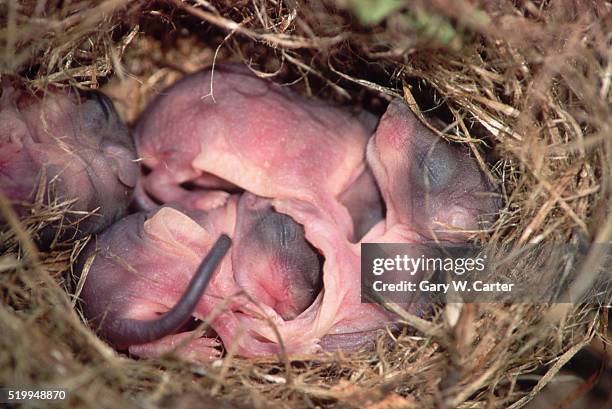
[134,63,383,242]
[0,79,139,243]
[79,64,498,359]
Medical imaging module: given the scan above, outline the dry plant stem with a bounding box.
[72,237,94,308]
[1,1,609,408]
[0,190,41,267]
[233,293,294,385]
[285,52,351,99]
[546,211,612,321]
[328,61,401,100]
[507,314,601,409]
[172,0,346,49]
[210,325,246,396]
[386,303,448,347]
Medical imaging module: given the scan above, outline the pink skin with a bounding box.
[81,196,391,358]
[258,101,497,352]
[134,63,379,240]
[365,99,497,243]
[232,193,322,320]
[81,69,497,359]
[80,199,396,358]
[80,196,312,357]
[0,79,138,241]
[80,202,239,359]
[338,167,384,241]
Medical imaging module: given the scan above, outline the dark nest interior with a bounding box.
[0,1,610,408]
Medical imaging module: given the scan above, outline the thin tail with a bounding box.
[105,234,232,349]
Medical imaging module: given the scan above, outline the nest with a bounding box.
[1,1,610,408]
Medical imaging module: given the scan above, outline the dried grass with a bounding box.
[1,1,610,408]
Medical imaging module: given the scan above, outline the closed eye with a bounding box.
[88,92,114,120]
[415,143,456,193]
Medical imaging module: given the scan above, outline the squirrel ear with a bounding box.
[102,143,138,188]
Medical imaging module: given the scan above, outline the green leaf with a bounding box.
[347,0,404,25]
